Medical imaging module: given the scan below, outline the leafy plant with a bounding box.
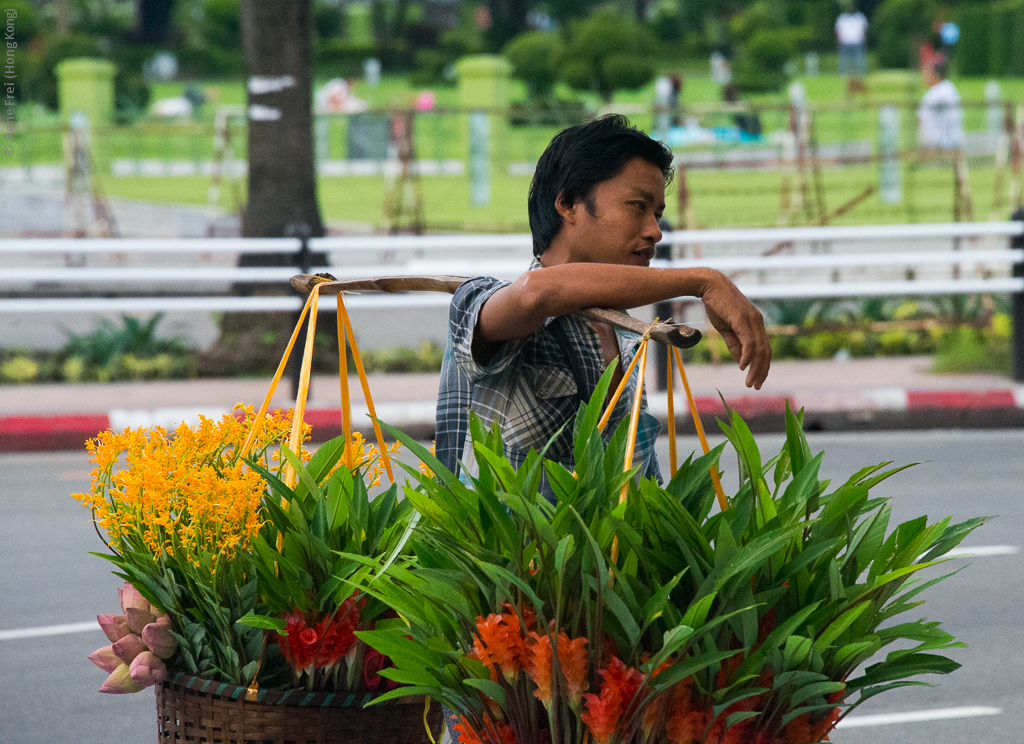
[60,313,193,382]
[353,369,986,744]
[239,433,414,692]
[74,407,303,687]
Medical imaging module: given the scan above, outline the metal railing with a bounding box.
[2,221,1023,378]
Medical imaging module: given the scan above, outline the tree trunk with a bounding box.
[240,0,324,241]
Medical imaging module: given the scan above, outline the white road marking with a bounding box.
[837,706,1002,729]
[0,621,100,641]
[946,544,1021,558]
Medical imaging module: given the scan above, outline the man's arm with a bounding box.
[476,263,771,389]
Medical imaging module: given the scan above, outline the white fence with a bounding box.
[1,222,1022,313]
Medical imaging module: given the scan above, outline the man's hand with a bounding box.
[699,272,771,390]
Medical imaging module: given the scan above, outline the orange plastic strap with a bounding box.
[239,290,317,461]
[597,319,659,433]
[671,346,728,511]
[337,295,354,468]
[666,350,677,475]
[610,335,651,567]
[336,293,395,484]
[283,283,322,491]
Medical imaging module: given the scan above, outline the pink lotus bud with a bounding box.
[97,613,131,643]
[125,606,156,634]
[99,663,145,694]
[88,645,122,673]
[119,583,151,616]
[112,633,147,664]
[129,651,167,687]
[142,621,178,659]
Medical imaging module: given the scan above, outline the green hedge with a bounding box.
[955,1,1024,77]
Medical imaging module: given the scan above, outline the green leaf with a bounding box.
[815,602,870,653]
[463,678,508,708]
[235,611,286,632]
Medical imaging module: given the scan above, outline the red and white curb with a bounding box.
[2,389,1024,452]
[0,402,437,452]
[646,386,1024,419]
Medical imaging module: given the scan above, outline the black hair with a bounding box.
[932,59,949,80]
[527,115,675,257]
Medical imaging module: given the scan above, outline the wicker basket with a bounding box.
[156,673,445,744]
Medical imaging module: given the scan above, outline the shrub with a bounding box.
[503,31,562,102]
[0,355,39,384]
[872,0,937,69]
[560,11,656,101]
[733,29,796,92]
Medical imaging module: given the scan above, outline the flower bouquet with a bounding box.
[75,406,443,744]
[352,368,986,744]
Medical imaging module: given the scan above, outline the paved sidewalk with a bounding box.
[2,357,1023,451]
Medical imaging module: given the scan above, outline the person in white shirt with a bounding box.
[917,60,964,150]
[835,6,868,76]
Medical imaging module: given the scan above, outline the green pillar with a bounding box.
[55,58,116,126]
[346,4,373,46]
[456,55,511,209]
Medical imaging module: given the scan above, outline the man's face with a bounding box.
[555,157,666,267]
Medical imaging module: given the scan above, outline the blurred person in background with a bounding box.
[835,2,869,78]
[917,60,963,151]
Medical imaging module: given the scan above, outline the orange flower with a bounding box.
[526,631,589,707]
[581,656,645,744]
[665,681,708,744]
[454,716,517,744]
[557,634,589,706]
[469,612,527,681]
[453,718,483,744]
[782,714,813,744]
[526,633,553,705]
[73,405,300,573]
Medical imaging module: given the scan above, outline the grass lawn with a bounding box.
[97,156,1010,232]
[10,69,1024,231]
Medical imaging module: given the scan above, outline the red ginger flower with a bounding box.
[315,595,364,667]
[277,612,320,674]
[581,656,645,744]
[665,681,711,744]
[526,631,589,708]
[454,716,517,744]
[469,611,528,680]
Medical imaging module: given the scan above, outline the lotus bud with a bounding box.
[142,621,178,659]
[99,663,145,694]
[125,606,157,634]
[88,645,122,673]
[97,613,131,643]
[129,651,167,687]
[112,633,147,664]
[118,583,151,616]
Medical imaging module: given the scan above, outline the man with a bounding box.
[835,4,868,78]
[917,60,963,151]
[435,115,770,486]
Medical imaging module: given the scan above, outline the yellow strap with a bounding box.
[423,696,435,744]
[337,295,354,469]
[619,337,648,505]
[336,293,395,483]
[597,319,658,433]
[671,346,728,511]
[610,334,651,567]
[239,290,316,460]
[666,350,677,476]
[282,284,321,490]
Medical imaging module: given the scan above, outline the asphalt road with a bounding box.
[1,430,1021,744]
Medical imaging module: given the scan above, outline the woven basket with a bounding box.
[156,673,445,744]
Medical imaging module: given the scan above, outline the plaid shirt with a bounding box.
[435,259,662,485]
